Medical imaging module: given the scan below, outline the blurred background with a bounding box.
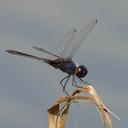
[0,0,128,127]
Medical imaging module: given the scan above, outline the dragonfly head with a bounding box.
[76,65,88,78]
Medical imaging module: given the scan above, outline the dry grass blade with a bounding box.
[48,105,59,128]
[48,97,71,128]
[48,85,119,128]
[76,85,119,128]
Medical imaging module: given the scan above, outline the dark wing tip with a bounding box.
[95,19,98,24]
[6,49,13,53]
[94,17,98,24]
[91,17,98,25]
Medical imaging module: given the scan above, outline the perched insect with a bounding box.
[6,18,98,95]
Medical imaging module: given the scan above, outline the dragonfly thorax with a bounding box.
[76,65,88,78]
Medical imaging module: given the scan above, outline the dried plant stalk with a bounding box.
[48,105,59,128]
[48,85,119,128]
[48,97,70,128]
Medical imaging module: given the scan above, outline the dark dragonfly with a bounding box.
[6,18,98,94]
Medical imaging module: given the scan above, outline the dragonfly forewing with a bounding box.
[33,46,62,59]
[60,17,98,59]
[31,18,97,60]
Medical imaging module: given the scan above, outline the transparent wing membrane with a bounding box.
[61,18,98,58]
[51,28,76,58]
[31,18,97,59]
[33,46,62,58]
[58,28,76,57]
[32,28,76,59]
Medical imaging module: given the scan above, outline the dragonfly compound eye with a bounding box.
[76,65,88,78]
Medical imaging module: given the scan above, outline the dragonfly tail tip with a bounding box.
[6,49,18,55]
[6,49,12,53]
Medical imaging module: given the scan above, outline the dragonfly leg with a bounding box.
[72,76,83,88]
[60,75,69,88]
[72,75,77,87]
[63,75,71,94]
[78,77,91,86]
[72,76,75,86]
[60,75,70,95]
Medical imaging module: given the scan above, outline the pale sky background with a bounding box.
[0,0,128,128]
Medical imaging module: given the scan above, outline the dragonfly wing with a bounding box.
[48,28,76,59]
[62,18,98,59]
[57,28,76,58]
[33,46,62,58]
[33,28,76,59]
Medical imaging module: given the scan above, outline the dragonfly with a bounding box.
[6,18,98,95]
